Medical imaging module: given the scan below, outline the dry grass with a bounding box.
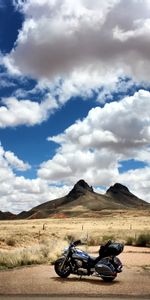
[0,239,67,269]
[0,209,149,269]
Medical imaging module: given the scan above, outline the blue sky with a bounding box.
[0,0,150,213]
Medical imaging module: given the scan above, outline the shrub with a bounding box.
[6,238,16,247]
[64,234,77,243]
[87,236,102,246]
[126,236,135,246]
[135,234,150,247]
[0,245,48,269]
[102,235,115,243]
[40,245,50,258]
[0,238,67,269]
[84,235,115,246]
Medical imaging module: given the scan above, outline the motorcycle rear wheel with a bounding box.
[101,276,116,282]
[54,258,71,278]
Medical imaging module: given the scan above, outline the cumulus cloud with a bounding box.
[4,151,30,171]
[0,95,58,128]
[119,167,150,202]
[0,143,30,172]
[1,0,150,212]
[50,68,123,104]
[0,143,71,213]
[38,90,150,201]
[4,0,150,85]
[0,145,14,183]
[0,175,71,213]
[48,89,150,154]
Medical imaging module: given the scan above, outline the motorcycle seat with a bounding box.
[89,256,97,261]
[88,256,99,267]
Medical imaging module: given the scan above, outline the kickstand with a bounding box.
[79,275,82,280]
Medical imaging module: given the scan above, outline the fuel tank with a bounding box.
[72,249,89,262]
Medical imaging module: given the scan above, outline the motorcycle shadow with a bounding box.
[52,276,119,286]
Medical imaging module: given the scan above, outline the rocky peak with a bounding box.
[67,179,94,199]
[106,183,130,195]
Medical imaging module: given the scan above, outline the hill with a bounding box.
[15,179,150,219]
[0,211,16,220]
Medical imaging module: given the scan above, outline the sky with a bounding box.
[0,0,150,214]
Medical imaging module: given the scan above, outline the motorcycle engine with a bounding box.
[73,259,89,275]
[75,259,83,268]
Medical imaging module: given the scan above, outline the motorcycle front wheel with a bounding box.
[54,258,71,278]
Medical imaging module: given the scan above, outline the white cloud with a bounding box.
[38,148,119,186]
[1,83,150,214]
[0,176,71,214]
[0,143,71,213]
[0,144,30,173]
[0,78,16,89]
[0,146,14,183]
[5,0,150,85]
[4,151,30,171]
[1,0,150,212]
[51,68,123,105]
[0,95,58,128]
[13,68,130,106]
[0,67,16,89]
[118,167,150,202]
[1,0,149,121]
[1,0,148,113]
[48,89,150,153]
[38,89,150,201]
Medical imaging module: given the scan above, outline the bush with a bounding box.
[0,239,67,269]
[6,238,16,247]
[64,234,77,243]
[85,235,115,246]
[0,245,48,269]
[126,236,135,246]
[40,245,50,258]
[87,236,102,246]
[102,235,115,243]
[135,234,150,247]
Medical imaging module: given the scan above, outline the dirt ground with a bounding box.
[0,211,150,250]
[0,246,149,297]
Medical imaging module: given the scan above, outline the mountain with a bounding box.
[15,180,150,219]
[0,211,16,220]
[106,183,147,208]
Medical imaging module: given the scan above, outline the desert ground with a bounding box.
[0,246,149,297]
[0,210,150,248]
[0,210,150,297]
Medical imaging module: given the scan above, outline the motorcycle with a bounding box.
[54,239,124,282]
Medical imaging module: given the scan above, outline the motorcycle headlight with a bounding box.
[62,246,69,255]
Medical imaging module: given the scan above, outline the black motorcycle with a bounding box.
[54,239,124,282]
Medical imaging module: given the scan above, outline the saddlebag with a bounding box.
[95,257,116,277]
